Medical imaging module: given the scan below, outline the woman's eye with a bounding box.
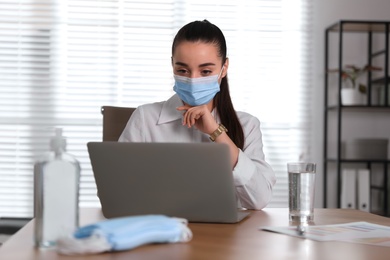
[201,70,212,76]
[176,69,188,74]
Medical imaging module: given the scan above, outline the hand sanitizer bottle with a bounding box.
[34,128,80,248]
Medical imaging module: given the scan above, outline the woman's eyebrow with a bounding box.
[199,62,216,67]
[174,62,216,67]
[174,61,188,67]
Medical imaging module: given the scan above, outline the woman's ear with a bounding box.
[222,58,229,78]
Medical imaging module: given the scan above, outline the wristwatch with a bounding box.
[209,124,228,142]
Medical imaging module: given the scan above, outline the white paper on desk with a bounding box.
[260,222,390,247]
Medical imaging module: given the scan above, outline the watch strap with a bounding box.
[209,124,228,142]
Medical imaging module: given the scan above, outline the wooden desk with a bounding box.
[1,208,390,260]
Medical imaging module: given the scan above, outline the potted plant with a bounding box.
[328,65,382,105]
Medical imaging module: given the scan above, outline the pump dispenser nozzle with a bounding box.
[50,128,67,155]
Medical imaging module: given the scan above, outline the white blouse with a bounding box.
[119,94,276,210]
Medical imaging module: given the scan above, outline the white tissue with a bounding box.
[57,230,111,255]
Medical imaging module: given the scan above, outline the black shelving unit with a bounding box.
[324,20,390,216]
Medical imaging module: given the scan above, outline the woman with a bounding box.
[119,20,276,210]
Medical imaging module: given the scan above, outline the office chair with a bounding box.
[101,106,136,141]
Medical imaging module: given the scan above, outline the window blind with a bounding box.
[0,0,313,217]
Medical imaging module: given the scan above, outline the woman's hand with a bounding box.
[176,104,219,135]
[177,104,239,169]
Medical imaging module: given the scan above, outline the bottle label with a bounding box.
[42,161,78,243]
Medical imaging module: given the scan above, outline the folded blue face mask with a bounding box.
[56,215,192,255]
[173,68,223,106]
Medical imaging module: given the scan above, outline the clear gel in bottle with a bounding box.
[34,128,80,248]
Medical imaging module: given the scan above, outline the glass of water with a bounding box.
[288,162,316,223]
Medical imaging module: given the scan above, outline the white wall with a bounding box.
[312,0,390,208]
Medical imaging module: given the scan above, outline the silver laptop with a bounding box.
[87,142,250,223]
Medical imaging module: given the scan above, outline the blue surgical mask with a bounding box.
[56,214,192,255]
[173,69,223,106]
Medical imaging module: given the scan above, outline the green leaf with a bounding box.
[358,84,366,93]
